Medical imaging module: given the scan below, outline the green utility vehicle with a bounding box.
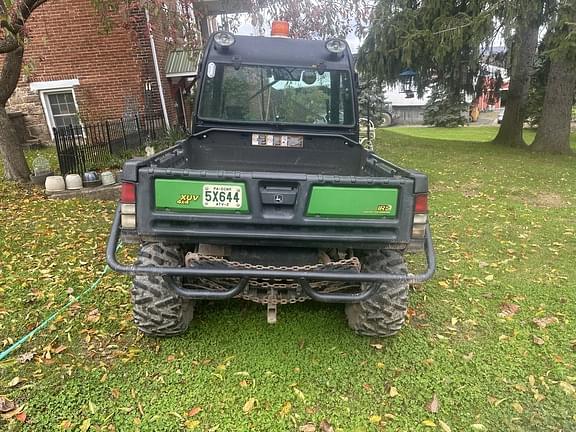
[106,30,435,337]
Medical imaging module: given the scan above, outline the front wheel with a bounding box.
[345,251,409,337]
[132,243,194,336]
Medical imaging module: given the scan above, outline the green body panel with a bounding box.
[307,186,398,218]
[155,179,249,213]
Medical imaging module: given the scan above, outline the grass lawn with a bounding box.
[1,129,575,431]
[389,126,576,150]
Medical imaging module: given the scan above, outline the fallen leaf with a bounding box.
[426,393,440,413]
[86,308,101,323]
[184,419,200,430]
[389,386,399,397]
[422,419,436,427]
[53,345,67,354]
[498,303,519,318]
[559,381,575,395]
[111,388,120,399]
[243,397,257,413]
[294,387,305,401]
[299,424,316,432]
[239,380,249,388]
[60,420,73,430]
[7,376,22,388]
[79,418,91,432]
[514,384,528,392]
[370,343,383,350]
[15,411,27,423]
[88,401,97,415]
[319,419,334,432]
[167,354,176,362]
[487,396,506,407]
[17,352,34,364]
[369,415,381,424]
[279,401,292,417]
[0,397,16,413]
[376,362,385,369]
[511,402,524,414]
[533,335,545,346]
[187,406,202,417]
[471,424,487,431]
[532,316,559,329]
[439,420,452,432]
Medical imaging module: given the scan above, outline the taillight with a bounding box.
[120,182,136,229]
[412,193,428,239]
[120,182,136,203]
[414,193,428,213]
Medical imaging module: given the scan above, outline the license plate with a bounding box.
[251,134,303,148]
[202,184,242,209]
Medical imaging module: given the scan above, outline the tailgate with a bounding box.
[127,168,419,249]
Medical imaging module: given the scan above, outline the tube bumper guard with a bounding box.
[106,208,436,303]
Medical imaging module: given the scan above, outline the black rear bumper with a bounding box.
[106,208,436,303]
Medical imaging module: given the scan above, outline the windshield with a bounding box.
[198,64,354,126]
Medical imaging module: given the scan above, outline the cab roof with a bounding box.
[204,34,354,71]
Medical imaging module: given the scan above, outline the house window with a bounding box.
[43,90,80,129]
[29,79,81,140]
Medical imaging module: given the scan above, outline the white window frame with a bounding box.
[30,79,81,140]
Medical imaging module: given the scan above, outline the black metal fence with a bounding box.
[54,114,166,175]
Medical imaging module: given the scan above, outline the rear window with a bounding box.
[198,63,354,126]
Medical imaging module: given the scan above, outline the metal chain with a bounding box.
[184,253,361,305]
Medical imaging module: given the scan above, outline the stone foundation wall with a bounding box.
[7,89,51,145]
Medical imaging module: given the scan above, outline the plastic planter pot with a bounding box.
[83,171,102,187]
[45,175,66,193]
[65,174,83,190]
[101,171,116,186]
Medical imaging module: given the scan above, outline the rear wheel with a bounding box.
[132,243,194,336]
[345,250,408,337]
[381,112,393,127]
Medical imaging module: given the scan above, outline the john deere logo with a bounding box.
[377,204,392,213]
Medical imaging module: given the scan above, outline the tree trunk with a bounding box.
[0,46,30,182]
[530,55,576,154]
[492,21,539,148]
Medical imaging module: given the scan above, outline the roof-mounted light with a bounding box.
[271,20,290,38]
[325,38,347,54]
[214,31,235,48]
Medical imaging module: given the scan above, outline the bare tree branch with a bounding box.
[0,44,24,104]
[13,0,49,31]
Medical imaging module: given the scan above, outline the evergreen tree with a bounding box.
[423,85,468,128]
[358,78,391,127]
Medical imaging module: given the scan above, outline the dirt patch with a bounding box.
[461,180,482,198]
[521,192,566,208]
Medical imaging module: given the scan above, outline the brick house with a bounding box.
[3,0,186,145]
